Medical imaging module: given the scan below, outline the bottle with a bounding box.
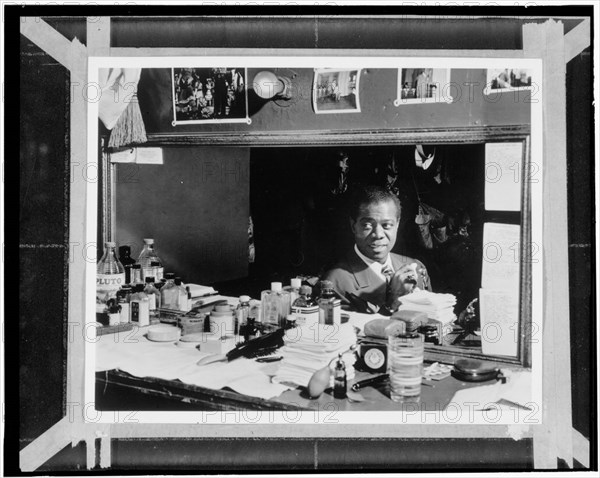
[174,278,189,311]
[291,285,319,327]
[284,314,298,330]
[144,277,161,317]
[130,264,143,285]
[260,282,291,333]
[118,245,137,284]
[137,238,162,281]
[97,242,126,318]
[333,353,347,399]
[160,273,178,309]
[247,300,262,338]
[151,260,164,282]
[283,278,302,308]
[387,319,424,403]
[245,315,256,342]
[318,280,341,326]
[236,295,251,337]
[117,286,132,324]
[186,286,193,312]
[130,284,150,326]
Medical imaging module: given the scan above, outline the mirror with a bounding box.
[103,135,531,367]
[96,60,536,371]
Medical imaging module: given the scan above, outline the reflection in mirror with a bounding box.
[107,140,530,367]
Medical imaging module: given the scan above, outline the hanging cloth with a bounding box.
[415,204,433,249]
[98,68,148,149]
[414,144,435,170]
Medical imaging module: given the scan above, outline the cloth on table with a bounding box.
[95,326,291,400]
[396,290,457,334]
[273,323,357,388]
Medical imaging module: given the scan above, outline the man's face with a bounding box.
[350,200,399,264]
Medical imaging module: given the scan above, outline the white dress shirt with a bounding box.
[354,244,394,283]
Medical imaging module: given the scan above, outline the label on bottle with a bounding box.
[131,299,150,326]
[119,303,130,323]
[291,305,320,327]
[142,267,151,281]
[147,293,156,311]
[319,299,341,325]
[131,301,139,322]
[97,273,125,289]
[153,266,164,282]
[97,273,125,303]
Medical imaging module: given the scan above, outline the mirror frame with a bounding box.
[101,124,532,368]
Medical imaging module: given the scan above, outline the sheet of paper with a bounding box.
[482,222,521,295]
[484,142,523,211]
[479,288,519,357]
[96,330,291,399]
[447,370,532,413]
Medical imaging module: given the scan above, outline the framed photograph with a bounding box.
[172,67,250,125]
[312,68,361,114]
[394,68,453,105]
[484,68,533,95]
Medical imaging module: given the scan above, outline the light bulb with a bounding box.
[252,71,292,100]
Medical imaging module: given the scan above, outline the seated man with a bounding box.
[323,185,429,315]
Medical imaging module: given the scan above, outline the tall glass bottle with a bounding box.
[387,319,424,403]
[317,280,341,326]
[97,242,126,315]
[137,238,162,280]
[260,282,290,333]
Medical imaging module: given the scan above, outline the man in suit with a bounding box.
[323,185,429,315]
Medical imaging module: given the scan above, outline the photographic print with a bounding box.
[172,67,249,124]
[312,68,361,114]
[11,5,594,475]
[484,68,533,95]
[394,68,453,105]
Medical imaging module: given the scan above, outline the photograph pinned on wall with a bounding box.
[312,68,361,114]
[484,68,533,95]
[394,68,453,106]
[171,67,251,125]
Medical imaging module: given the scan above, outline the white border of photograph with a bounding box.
[483,68,534,96]
[312,68,361,114]
[394,68,453,106]
[171,67,251,125]
[87,56,543,426]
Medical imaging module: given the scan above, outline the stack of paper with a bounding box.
[273,323,357,388]
[186,283,217,298]
[397,290,457,327]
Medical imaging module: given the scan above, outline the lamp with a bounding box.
[252,70,293,100]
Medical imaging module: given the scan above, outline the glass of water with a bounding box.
[388,333,424,402]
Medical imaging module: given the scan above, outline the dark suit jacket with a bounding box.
[323,250,428,314]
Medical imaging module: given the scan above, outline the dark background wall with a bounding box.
[12,10,594,473]
[115,146,250,284]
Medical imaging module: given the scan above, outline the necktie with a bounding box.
[381,265,394,305]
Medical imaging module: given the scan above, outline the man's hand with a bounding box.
[385,263,419,309]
